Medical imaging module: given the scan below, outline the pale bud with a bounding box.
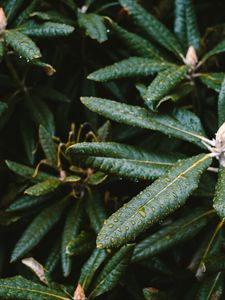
[22,257,48,284]
[0,7,7,34]
[184,45,198,68]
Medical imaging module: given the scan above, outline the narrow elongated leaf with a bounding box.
[218,76,225,127]
[96,154,212,248]
[6,194,50,212]
[35,86,71,103]
[0,276,70,300]
[119,0,183,56]
[21,21,74,37]
[24,179,61,196]
[174,0,187,46]
[110,21,161,59]
[26,96,55,134]
[5,160,54,181]
[185,0,201,52]
[213,168,225,219]
[10,198,68,262]
[79,248,108,291]
[68,142,181,180]
[200,73,225,92]
[15,0,39,26]
[77,11,107,43]
[196,273,224,300]
[61,200,84,277]
[201,40,225,64]
[4,30,41,60]
[88,244,134,299]
[81,97,207,148]
[66,231,95,256]
[132,208,211,262]
[88,57,172,82]
[45,239,61,274]
[86,191,107,234]
[39,125,58,167]
[145,65,188,111]
[4,0,25,22]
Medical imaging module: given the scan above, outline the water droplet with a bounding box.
[19,56,22,59]
[26,59,30,62]
[107,29,110,33]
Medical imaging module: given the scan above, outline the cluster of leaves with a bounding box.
[0,0,225,299]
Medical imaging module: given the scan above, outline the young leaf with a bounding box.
[79,248,108,291]
[88,244,134,299]
[61,200,84,277]
[5,160,54,181]
[201,40,225,64]
[86,191,107,234]
[39,125,58,167]
[20,21,74,37]
[77,11,107,43]
[132,208,212,262]
[213,168,225,219]
[81,97,207,148]
[24,179,61,196]
[0,276,70,300]
[145,65,188,110]
[119,0,183,56]
[218,76,225,127]
[4,30,41,60]
[67,142,181,180]
[87,57,173,82]
[96,154,212,248]
[199,73,225,93]
[10,198,68,262]
[185,0,201,52]
[110,21,161,59]
[32,60,56,76]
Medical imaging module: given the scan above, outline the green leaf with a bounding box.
[87,57,173,82]
[30,11,73,25]
[86,191,107,234]
[201,39,225,64]
[15,0,39,26]
[10,197,68,262]
[218,75,225,127]
[6,194,50,212]
[67,142,181,180]
[132,208,211,262]
[45,239,61,274]
[88,244,134,299]
[39,125,58,167]
[20,117,36,164]
[35,86,71,103]
[174,0,187,47]
[81,97,207,148]
[0,276,70,300]
[0,101,8,117]
[4,30,41,60]
[110,21,161,59]
[145,65,188,110]
[0,42,5,60]
[79,248,108,291]
[5,160,54,181]
[119,0,183,56]
[77,11,107,43]
[213,168,225,219]
[96,154,212,248]
[26,96,55,134]
[61,200,84,277]
[185,0,201,52]
[200,73,225,92]
[66,231,95,256]
[24,179,61,196]
[4,0,25,22]
[32,60,56,76]
[196,273,224,300]
[20,21,75,37]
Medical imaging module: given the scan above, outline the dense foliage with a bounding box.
[0,0,225,299]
